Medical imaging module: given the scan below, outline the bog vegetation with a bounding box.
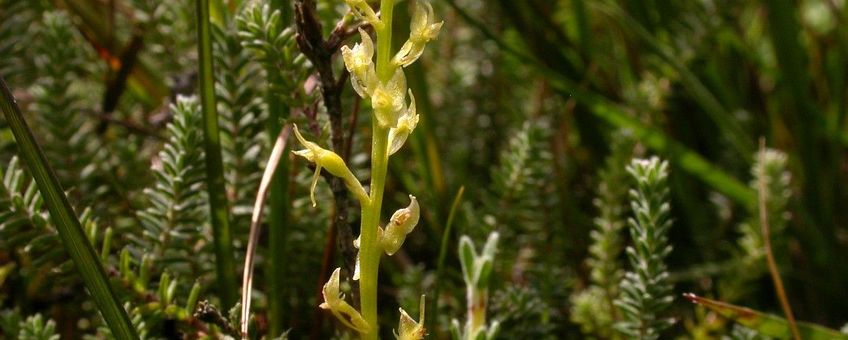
[1,0,848,339]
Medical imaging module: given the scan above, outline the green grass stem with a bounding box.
[196,0,238,310]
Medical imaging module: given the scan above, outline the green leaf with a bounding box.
[684,293,847,339]
[196,0,238,309]
[481,232,500,260]
[459,236,476,284]
[476,260,493,289]
[0,76,139,339]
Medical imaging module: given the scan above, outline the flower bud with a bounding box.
[388,91,419,155]
[396,295,426,340]
[320,268,370,333]
[342,29,377,98]
[381,195,420,255]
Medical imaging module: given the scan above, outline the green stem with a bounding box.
[196,0,238,309]
[376,0,395,81]
[359,126,390,340]
[0,76,139,339]
[468,287,487,334]
[267,1,291,334]
[266,76,290,337]
[358,1,396,338]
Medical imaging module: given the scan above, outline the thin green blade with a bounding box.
[0,76,139,339]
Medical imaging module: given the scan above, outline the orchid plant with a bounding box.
[291,0,442,338]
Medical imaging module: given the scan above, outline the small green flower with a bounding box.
[371,68,407,129]
[320,268,370,334]
[292,124,368,207]
[342,28,377,98]
[381,195,420,255]
[393,1,443,68]
[396,295,426,340]
[388,90,419,155]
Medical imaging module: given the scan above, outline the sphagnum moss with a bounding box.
[291,0,442,338]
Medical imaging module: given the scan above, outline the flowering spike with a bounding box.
[320,268,371,333]
[393,0,443,68]
[381,195,420,255]
[388,90,419,155]
[342,29,378,98]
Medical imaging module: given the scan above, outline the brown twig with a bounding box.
[294,0,359,298]
[98,32,144,134]
[345,95,361,160]
[82,108,162,140]
[758,138,801,340]
[195,300,239,338]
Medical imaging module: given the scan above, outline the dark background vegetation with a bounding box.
[1,0,847,338]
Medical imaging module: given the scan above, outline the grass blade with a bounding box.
[265,96,290,339]
[240,126,291,339]
[0,76,139,339]
[684,293,847,340]
[196,0,238,309]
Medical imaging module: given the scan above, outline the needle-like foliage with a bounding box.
[16,314,59,340]
[0,0,45,87]
[29,11,111,206]
[135,97,210,278]
[236,3,310,104]
[0,157,109,292]
[722,148,792,302]
[615,157,674,339]
[213,20,265,230]
[571,133,634,337]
